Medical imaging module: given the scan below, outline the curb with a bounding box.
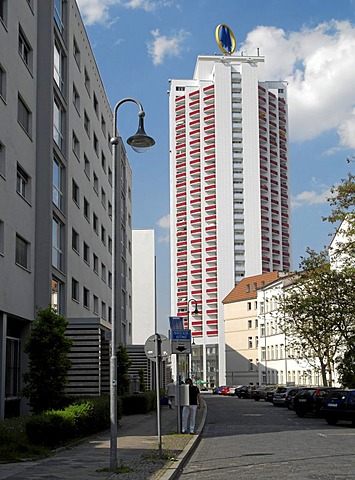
[158,398,207,480]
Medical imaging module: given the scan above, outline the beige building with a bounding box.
[223,272,280,386]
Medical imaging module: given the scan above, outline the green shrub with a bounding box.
[121,392,157,415]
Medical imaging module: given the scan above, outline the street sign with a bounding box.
[169,316,184,330]
[170,329,191,354]
[144,334,170,362]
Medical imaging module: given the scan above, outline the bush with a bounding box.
[25,396,112,447]
[121,392,156,415]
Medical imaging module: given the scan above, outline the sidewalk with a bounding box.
[0,401,206,480]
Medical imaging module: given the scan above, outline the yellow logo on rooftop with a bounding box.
[215,24,236,55]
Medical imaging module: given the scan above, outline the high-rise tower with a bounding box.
[169,50,291,387]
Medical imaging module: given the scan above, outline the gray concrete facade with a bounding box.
[0,0,132,418]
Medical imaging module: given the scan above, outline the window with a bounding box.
[101,188,106,208]
[84,67,90,94]
[93,133,98,155]
[83,242,89,264]
[256,336,259,348]
[93,172,98,193]
[51,277,62,313]
[16,164,30,201]
[101,302,106,319]
[0,219,4,255]
[84,155,90,178]
[72,131,80,158]
[247,301,252,311]
[101,226,106,244]
[18,95,31,136]
[15,234,29,269]
[0,0,8,25]
[71,278,79,302]
[101,263,106,282]
[53,98,64,149]
[0,141,4,177]
[52,217,62,270]
[0,63,6,100]
[93,295,98,314]
[83,197,90,220]
[93,213,98,233]
[253,282,257,291]
[83,287,90,308]
[255,318,258,328]
[73,38,80,68]
[101,115,106,135]
[18,26,32,69]
[93,253,98,273]
[108,271,112,288]
[101,152,106,172]
[5,338,20,398]
[176,86,185,91]
[54,41,65,92]
[54,0,65,32]
[108,201,112,219]
[248,337,253,349]
[108,236,112,253]
[248,359,253,371]
[248,319,252,329]
[72,228,79,253]
[73,84,80,112]
[108,167,112,185]
[93,93,98,116]
[246,284,250,293]
[72,179,79,205]
[84,110,90,136]
[53,157,64,210]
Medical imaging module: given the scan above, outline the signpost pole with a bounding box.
[176,354,181,433]
[155,333,162,456]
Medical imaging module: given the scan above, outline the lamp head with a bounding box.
[127,113,155,153]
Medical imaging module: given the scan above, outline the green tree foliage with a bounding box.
[278,249,355,386]
[325,170,355,261]
[22,307,72,414]
[336,342,355,388]
[117,343,131,396]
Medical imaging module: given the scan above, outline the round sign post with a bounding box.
[144,333,171,456]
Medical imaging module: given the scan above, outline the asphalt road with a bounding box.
[176,394,355,479]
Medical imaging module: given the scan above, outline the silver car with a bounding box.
[273,386,297,406]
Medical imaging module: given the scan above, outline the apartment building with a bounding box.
[169,50,291,386]
[223,272,280,386]
[0,0,132,418]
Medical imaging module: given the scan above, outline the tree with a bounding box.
[325,170,355,261]
[117,343,131,396]
[22,307,72,413]
[336,341,355,388]
[277,249,355,386]
[138,368,146,392]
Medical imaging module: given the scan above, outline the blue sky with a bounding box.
[77,0,355,334]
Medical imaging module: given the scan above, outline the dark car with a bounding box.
[251,385,275,401]
[265,387,277,402]
[284,387,301,410]
[321,389,355,426]
[293,387,337,417]
[235,385,254,398]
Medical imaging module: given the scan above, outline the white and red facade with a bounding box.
[169,54,291,387]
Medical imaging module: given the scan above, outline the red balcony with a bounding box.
[206,246,217,253]
[206,320,218,325]
[206,330,218,336]
[204,84,214,93]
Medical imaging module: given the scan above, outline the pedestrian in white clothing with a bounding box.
[166,380,176,409]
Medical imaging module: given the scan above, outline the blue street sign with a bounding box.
[169,316,184,330]
[171,329,191,341]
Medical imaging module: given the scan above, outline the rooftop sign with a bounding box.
[215,24,236,55]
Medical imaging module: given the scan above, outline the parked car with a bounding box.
[321,389,355,426]
[284,387,301,410]
[293,387,337,417]
[265,387,277,402]
[212,386,226,395]
[251,386,275,401]
[235,385,254,398]
[219,386,231,396]
[273,386,298,407]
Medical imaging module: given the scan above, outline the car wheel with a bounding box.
[326,417,338,425]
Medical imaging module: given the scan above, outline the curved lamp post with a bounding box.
[110,98,155,469]
[186,299,199,378]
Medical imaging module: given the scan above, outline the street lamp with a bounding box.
[110,98,155,470]
[186,299,199,378]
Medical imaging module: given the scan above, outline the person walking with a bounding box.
[182,378,201,434]
[166,379,176,409]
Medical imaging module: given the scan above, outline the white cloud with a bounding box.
[240,20,355,148]
[292,188,331,208]
[156,214,170,243]
[157,214,170,229]
[77,0,175,24]
[147,29,189,65]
